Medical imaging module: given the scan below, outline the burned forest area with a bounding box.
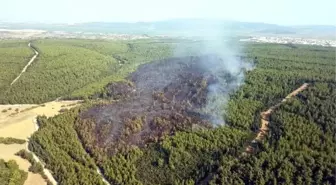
[23,41,335,185]
[78,55,240,155]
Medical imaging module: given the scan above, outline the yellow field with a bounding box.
[0,100,81,185]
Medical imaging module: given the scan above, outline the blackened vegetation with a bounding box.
[105,81,135,99]
[25,43,336,185]
[78,55,230,155]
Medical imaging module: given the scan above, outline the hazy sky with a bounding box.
[1,0,336,25]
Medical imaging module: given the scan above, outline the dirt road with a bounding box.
[25,118,58,185]
[0,100,81,185]
[10,43,39,85]
[245,83,309,153]
[96,168,112,185]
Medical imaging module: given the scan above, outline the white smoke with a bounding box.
[174,21,254,125]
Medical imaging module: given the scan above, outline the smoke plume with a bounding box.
[174,22,254,125]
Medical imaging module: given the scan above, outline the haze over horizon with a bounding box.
[2,0,336,26]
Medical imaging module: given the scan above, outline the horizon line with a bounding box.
[1,18,336,27]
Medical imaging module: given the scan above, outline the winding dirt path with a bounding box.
[3,41,111,184]
[0,100,81,185]
[244,83,309,154]
[10,43,38,86]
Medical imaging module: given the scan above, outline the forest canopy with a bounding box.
[0,159,27,185]
[0,39,335,185]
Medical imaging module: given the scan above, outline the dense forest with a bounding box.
[0,40,32,101]
[18,40,335,185]
[0,39,174,104]
[0,39,334,185]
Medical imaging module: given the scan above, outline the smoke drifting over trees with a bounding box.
[173,25,254,124]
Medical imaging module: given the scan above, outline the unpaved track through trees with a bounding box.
[244,83,309,154]
[4,40,111,184]
[26,118,58,185]
[10,43,38,85]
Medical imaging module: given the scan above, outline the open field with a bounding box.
[0,101,81,138]
[0,100,81,185]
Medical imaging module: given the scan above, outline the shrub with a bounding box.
[0,137,26,144]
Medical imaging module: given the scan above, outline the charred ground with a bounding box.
[77,55,236,155]
[24,42,336,185]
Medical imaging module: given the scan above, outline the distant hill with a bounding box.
[0,19,335,38]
